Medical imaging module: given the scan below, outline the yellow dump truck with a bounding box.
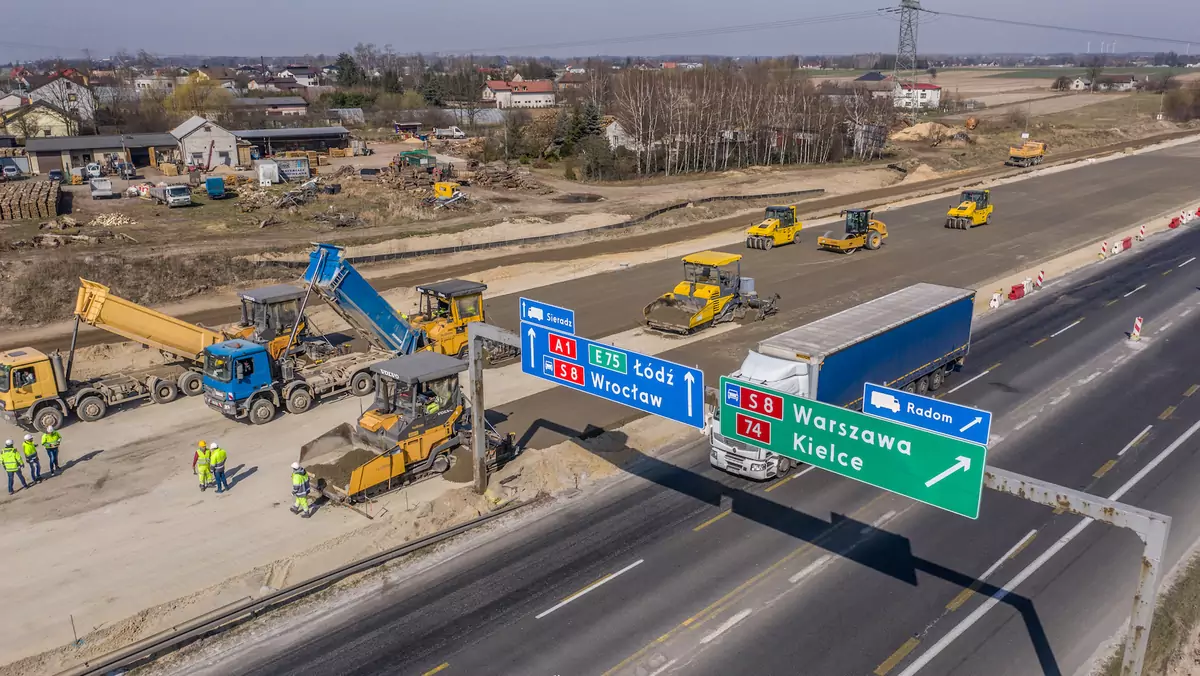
[1005,141,1046,167]
[745,205,802,250]
[0,280,317,432]
[299,352,517,502]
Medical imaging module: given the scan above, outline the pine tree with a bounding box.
[581,101,603,137]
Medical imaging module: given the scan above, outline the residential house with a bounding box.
[564,65,588,75]
[1108,76,1139,92]
[1069,77,1091,91]
[855,71,890,82]
[482,78,556,108]
[248,77,305,93]
[0,101,76,140]
[171,115,238,168]
[0,91,28,113]
[892,82,942,110]
[276,66,317,87]
[556,72,589,90]
[320,64,340,77]
[21,72,95,122]
[196,66,239,91]
[231,96,308,116]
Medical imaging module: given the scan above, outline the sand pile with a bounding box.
[899,164,941,185]
[890,122,955,142]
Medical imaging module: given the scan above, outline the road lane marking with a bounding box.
[699,608,752,644]
[423,664,449,676]
[1008,531,1039,560]
[1180,257,1196,268]
[1123,284,1147,298]
[765,465,816,492]
[1187,385,1199,398]
[1160,406,1177,420]
[1093,459,1117,478]
[788,555,833,584]
[604,494,890,676]
[1106,298,1119,306]
[1050,320,1082,338]
[694,510,732,532]
[536,559,644,619]
[1030,338,1048,347]
[944,369,995,395]
[1013,415,1038,431]
[1182,308,1194,319]
[1163,269,1173,276]
[1118,425,1153,456]
[1158,321,1174,333]
[946,529,1038,612]
[1049,390,1072,405]
[646,659,678,676]
[898,417,1200,676]
[875,638,921,675]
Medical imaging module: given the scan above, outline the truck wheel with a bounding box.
[917,376,930,395]
[178,371,204,396]
[776,456,792,477]
[349,371,374,397]
[746,237,754,249]
[792,231,801,245]
[76,395,108,422]
[286,387,313,415]
[929,369,944,391]
[33,406,65,433]
[866,231,882,250]
[904,382,917,394]
[149,379,179,404]
[249,398,276,425]
[763,238,773,250]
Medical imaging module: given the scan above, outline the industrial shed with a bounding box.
[232,126,351,154]
[23,132,178,174]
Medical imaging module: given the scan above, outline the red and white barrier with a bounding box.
[1099,241,1109,259]
[1131,316,1143,341]
[1137,224,1146,241]
[1035,270,1045,289]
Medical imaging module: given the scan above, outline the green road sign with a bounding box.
[588,344,628,374]
[719,376,987,519]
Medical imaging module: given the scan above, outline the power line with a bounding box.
[456,10,889,54]
[920,9,1194,47]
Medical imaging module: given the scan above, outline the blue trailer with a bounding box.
[710,283,975,480]
[205,176,226,199]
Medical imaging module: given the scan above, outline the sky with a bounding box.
[3,0,1195,63]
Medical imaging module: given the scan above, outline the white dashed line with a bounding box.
[700,608,753,644]
[1123,284,1147,298]
[1118,425,1153,457]
[1050,320,1082,337]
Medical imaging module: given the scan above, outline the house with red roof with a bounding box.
[482,76,556,108]
[893,82,942,110]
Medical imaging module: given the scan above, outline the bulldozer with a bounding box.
[817,209,888,254]
[745,205,802,250]
[643,251,778,334]
[298,351,516,503]
[945,190,994,229]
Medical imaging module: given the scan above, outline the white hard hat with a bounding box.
[291,462,301,470]
[46,426,54,433]
[209,441,219,448]
[24,434,33,441]
[4,440,11,446]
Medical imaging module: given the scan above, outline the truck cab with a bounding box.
[0,348,64,431]
[409,280,486,359]
[202,340,276,421]
[708,351,805,480]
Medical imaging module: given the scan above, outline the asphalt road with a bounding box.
[206,214,1200,676]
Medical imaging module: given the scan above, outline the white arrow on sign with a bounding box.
[959,416,983,434]
[925,456,971,488]
[526,326,536,369]
[684,371,695,417]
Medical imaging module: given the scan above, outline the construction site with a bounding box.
[5,36,1200,673]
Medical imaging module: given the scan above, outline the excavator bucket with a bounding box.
[299,422,383,500]
[644,295,700,334]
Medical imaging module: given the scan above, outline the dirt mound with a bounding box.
[899,164,941,184]
[890,122,954,142]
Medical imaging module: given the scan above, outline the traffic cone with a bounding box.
[1130,316,1143,341]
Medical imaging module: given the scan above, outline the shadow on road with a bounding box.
[227,464,259,489]
[512,417,1061,676]
[60,449,104,473]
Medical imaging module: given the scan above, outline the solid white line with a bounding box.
[1118,425,1153,457]
[1013,415,1038,431]
[1050,320,1081,338]
[1123,284,1147,298]
[898,417,1200,676]
[1180,257,1196,268]
[700,608,752,644]
[646,659,678,676]
[945,370,992,395]
[535,559,644,619]
[789,555,833,584]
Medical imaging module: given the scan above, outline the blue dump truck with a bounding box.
[710,283,975,480]
[202,244,425,424]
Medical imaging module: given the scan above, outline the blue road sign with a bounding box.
[862,383,992,446]
[519,297,576,334]
[520,321,704,429]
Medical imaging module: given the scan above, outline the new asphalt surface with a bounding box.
[207,200,1200,675]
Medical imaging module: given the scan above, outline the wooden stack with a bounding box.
[0,180,60,221]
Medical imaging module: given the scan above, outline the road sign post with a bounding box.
[720,376,987,518]
[862,383,993,446]
[521,321,704,429]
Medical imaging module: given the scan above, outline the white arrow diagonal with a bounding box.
[684,371,696,417]
[959,416,983,434]
[926,456,971,488]
[526,326,536,369]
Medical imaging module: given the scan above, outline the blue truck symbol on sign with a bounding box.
[862,383,993,446]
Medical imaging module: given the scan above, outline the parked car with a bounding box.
[89,177,114,200]
[47,169,64,183]
[1,166,20,180]
[85,163,102,179]
[116,162,136,179]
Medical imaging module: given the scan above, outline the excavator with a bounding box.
[745,205,803,250]
[817,209,888,254]
[945,190,994,229]
[643,251,779,334]
[298,351,517,502]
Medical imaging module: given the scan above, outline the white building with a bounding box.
[1069,77,1090,91]
[134,75,182,95]
[24,73,96,121]
[892,83,942,110]
[277,66,317,87]
[482,77,557,109]
[171,116,238,168]
[0,91,27,113]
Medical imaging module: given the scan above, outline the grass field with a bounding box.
[984,67,1199,79]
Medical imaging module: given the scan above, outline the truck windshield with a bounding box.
[168,186,190,197]
[204,353,232,382]
[0,365,9,393]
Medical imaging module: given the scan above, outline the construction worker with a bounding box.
[291,462,312,518]
[192,441,213,492]
[21,434,41,483]
[209,442,229,494]
[2,440,29,495]
[41,426,61,475]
